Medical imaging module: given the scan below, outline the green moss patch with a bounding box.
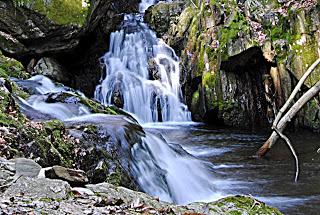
[13,0,89,26]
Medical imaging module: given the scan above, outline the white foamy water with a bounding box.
[131,132,223,204]
[94,14,191,123]
[92,0,223,205]
[18,75,90,120]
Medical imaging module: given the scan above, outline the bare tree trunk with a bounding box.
[257,80,320,157]
[272,58,320,128]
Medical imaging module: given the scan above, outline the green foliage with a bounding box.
[13,0,89,26]
[218,12,250,51]
[202,72,216,87]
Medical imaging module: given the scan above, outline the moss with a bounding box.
[0,80,76,166]
[0,51,30,79]
[39,197,55,203]
[13,0,89,26]
[83,124,98,134]
[79,97,119,115]
[202,72,216,88]
[207,195,283,215]
[0,81,26,128]
[106,171,122,186]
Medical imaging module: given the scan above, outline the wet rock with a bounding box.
[45,92,81,104]
[148,58,161,81]
[45,166,88,187]
[14,158,42,178]
[145,0,320,131]
[65,114,143,189]
[32,58,67,83]
[2,177,71,199]
[144,1,185,38]
[43,91,129,118]
[188,195,283,215]
[111,81,124,109]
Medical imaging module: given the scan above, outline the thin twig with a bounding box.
[273,127,299,182]
[0,175,21,189]
[189,0,198,9]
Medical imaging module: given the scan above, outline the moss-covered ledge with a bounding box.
[188,195,283,215]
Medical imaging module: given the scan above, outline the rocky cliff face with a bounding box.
[145,0,320,131]
[0,0,139,96]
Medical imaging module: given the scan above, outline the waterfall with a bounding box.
[13,0,221,206]
[16,73,221,205]
[131,133,222,205]
[92,0,220,205]
[94,3,191,123]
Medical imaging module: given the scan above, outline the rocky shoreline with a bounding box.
[0,158,283,215]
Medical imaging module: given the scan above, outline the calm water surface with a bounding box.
[145,123,320,215]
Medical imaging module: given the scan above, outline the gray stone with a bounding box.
[0,158,15,172]
[86,183,168,209]
[32,57,67,83]
[45,166,88,187]
[14,158,42,178]
[71,187,95,197]
[2,177,71,199]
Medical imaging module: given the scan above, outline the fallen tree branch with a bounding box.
[272,58,320,128]
[257,80,320,157]
[273,127,299,182]
[189,0,198,8]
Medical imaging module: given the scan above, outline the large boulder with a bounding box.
[14,157,42,178]
[32,57,67,83]
[2,176,71,199]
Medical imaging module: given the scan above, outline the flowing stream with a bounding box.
[13,0,320,214]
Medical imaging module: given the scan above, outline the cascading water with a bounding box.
[93,0,222,205]
[131,133,222,204]
[16,75,90,121]
[13,0,222,206]
[94,2,191,123]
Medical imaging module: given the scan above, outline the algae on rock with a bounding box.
[145,0,320,131]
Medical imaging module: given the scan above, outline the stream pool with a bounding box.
[145,123,320,215]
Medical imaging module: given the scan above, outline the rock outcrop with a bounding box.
[0,60,139,189]
[145,0,320,131]
[0,0,139,96]
[0,158,283,214]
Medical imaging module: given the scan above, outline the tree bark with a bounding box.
[257,80,320,157]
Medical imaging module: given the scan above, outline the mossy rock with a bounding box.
[45,91,133,119]
[0,51,30,79]
[189,195,283,215]
[144,1,185,37]
[13,0,89,26]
